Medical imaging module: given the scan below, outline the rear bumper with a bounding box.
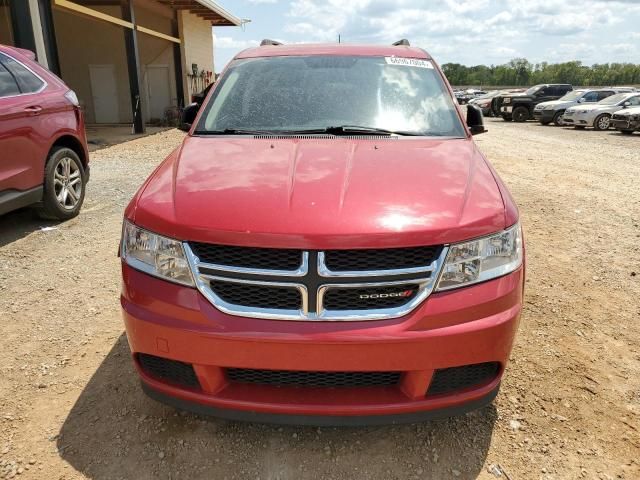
[122,264,523,423]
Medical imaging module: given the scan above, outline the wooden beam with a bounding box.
[53,0,134,29]
[136,25,180,43]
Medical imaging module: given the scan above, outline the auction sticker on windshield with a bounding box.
[385,57,434,69]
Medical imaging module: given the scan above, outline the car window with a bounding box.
[0,52,45,93]
[197,55,465,137]
[536,87,549,96]
[627,95,640,106]
[597,91,614,101]
[582,91,599,102]
[0,61,21,97]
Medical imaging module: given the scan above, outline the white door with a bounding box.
[89,64,119,123]
[145,65,171,121]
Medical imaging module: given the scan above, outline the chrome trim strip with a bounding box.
[317,251,439,278]
[184,242,449,322]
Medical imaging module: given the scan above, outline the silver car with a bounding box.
[564,92,640,130]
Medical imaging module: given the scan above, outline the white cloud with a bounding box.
[214,36,259,49]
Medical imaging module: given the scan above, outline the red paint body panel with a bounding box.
[131,137,508,248]
[122,264,522,415]
[0,45,88,197]
[121,43,523,421]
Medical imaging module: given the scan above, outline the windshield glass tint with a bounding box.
[598,93,628,105]
[559,91,585,101]
[197,55,465,136]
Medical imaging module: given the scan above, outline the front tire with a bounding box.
[512,106,529,122]
[552,111,565,126]
[593,114,611,131]
[37,147,86,220]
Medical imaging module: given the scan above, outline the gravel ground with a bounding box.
[0,121,638,480]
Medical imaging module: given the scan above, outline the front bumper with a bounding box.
[501,106,513,114]
[121,264,523,424]
[535,110,555,123]
[611,118,639,131]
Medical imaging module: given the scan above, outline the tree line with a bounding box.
[442,58,640,87]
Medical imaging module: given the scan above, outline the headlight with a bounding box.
[544,105,555,111]
[121,220,194,286]
[436,223,523,291]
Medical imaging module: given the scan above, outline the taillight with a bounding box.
[64,90,80,107]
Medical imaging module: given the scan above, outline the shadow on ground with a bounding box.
[0,208,58,248]
[58,335,497,480]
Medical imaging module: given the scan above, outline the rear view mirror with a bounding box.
[179,103,200,132]
[466,104,486,135]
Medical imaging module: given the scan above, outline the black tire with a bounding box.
[501,115,512,122]
[540,120,551,126]
[620,129,634,135]
[574,126,586,130]
[37,147,86,221]
[593,114,611,131]
[552,110,565,127]
[512,106,529,122]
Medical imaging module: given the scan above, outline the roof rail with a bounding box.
[392,39,410,46]
[260,39,282,46]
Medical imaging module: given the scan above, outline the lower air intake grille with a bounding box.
[226,368,401,388]
[210,280,302,310]
[427,362,500,396]
[137,354,200,389]
[323,286,417,310]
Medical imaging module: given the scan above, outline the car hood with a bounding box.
[537,100,576,109]
[131,136,508,249]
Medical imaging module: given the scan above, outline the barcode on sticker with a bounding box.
[385,57,434,69]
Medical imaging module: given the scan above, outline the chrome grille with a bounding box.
[185,244,447,321]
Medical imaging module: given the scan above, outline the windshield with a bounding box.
[559,90,586,101]
[196,55,465,137]
[598,93,629,105]
[524,85,544,95]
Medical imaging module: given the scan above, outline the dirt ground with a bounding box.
[0,120,638,480]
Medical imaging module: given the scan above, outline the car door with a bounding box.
[534,86,553,104]
[597,91,615,102]
[0,51,48,193]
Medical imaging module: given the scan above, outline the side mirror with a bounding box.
[179,103,200,132]
[577,98,585,103]
[466,104,486,135]
[622,101,631,108]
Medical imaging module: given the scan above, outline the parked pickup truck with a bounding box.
[500,84,573,122]
[120,40,524,425]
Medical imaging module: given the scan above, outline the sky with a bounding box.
[212,0,640,73]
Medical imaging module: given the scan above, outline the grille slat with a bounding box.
[324,246,442,272]
[227,368,401,388]
[427,362,500,396]
[210,280,302,310]
[191,243,302,271]
[323,286,418,310]
[138,354,200,389]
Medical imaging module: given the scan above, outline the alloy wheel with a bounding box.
[597,116,610,130]
[53,156,83,210]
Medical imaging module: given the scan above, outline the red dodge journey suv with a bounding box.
[120,40,524,425]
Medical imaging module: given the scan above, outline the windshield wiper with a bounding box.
[193,128,283,135]
[284,125,424,136]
